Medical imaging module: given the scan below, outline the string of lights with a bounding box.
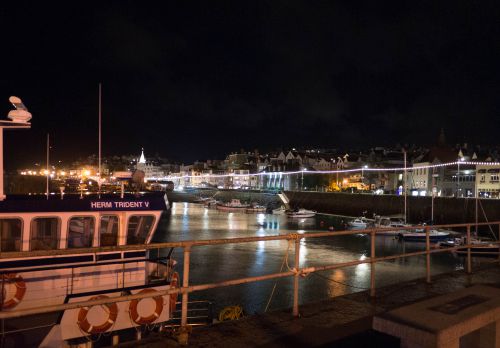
[146,160,500,181]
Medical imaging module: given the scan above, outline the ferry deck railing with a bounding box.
[0,221,500,345]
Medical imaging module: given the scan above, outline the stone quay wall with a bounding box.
[285,191,500,225]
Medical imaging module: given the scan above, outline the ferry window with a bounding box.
[100,215,119,247]
[31,217,60,251]
[127,215,155,244]
[0,219,22,252]
[68,217,95,248]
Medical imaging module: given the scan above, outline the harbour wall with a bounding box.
[285,191,500,225]
[168,188,500,226]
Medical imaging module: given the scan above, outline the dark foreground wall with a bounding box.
[285,191,500,225]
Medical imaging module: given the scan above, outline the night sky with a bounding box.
[1,1,500,168]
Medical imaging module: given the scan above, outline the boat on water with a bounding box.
[286,208,316,218]
[397,229,451,242]
[272,206,286,215]
[0,97,178,345]
[347,217,371,230]
[439,237,500,257]
[216,199,250,212]
[372,216,414,235]
[193,196,213,204]
[245,204,266,213]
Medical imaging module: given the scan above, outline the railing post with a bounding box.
[293,236,301,317]
[178,246,191,345]
[370,230,376,298]
[425,226,431,283]
[466,225,472,274]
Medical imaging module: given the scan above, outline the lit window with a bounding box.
[0,219,22,252]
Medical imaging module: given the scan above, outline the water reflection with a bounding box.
[153,203,466,315]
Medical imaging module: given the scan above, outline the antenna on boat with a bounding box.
[46,133,50,200]
[403,149,407,224]
[0,97,31,201]
[98,83,102,198]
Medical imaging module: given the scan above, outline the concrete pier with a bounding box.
[115,263,500,347]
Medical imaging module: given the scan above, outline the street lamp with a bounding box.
[361,165,368,189]
[301,168,307,191]
[457,157,465,197]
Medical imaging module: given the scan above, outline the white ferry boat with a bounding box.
[0,97,178,346]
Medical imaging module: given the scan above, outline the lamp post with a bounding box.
[301,168,305,191]
[457,157,465,197]
[361,165,368,190]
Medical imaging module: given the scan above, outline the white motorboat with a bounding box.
[373,216,414,235]
[347,217,371,230]
[216,199,250,212]
[397,229,451,242]
[439,237,500,257]
[245,204,267,213]
[272,206,286,215]
[286,208,316,218]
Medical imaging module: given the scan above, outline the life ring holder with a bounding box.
[129,289,164,325]
[77,295,118,334]
[1,273,26,309]
[169,272,180,314]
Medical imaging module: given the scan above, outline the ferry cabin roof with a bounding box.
[0,194,168,253]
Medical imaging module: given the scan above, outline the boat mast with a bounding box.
[403,149,407,224]
[475,180,478,236]
[98,83,102,198]
[46,133,50,199]
[431,167,434,224]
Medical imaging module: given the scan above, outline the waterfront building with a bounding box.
[136,149,166,179]
[476,164,500,198]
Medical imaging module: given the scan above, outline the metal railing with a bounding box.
[0,221,499,345]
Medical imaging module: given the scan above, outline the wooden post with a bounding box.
[293,237,300,317]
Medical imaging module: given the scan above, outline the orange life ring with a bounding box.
[170,272,179,314]
[1,273,26,309]
[77,295,118,334]
[129,289,164,325]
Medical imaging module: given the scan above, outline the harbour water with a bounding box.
[154,203,467,316]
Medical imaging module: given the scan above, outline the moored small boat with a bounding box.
[440,237,500,257]
[348,217,371,230]
[373,216,414,235]
[245,205,266,213]
[272,206,286,215]
[398,230,451,242]
[216,199,250,212]
[286,208,316,218]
